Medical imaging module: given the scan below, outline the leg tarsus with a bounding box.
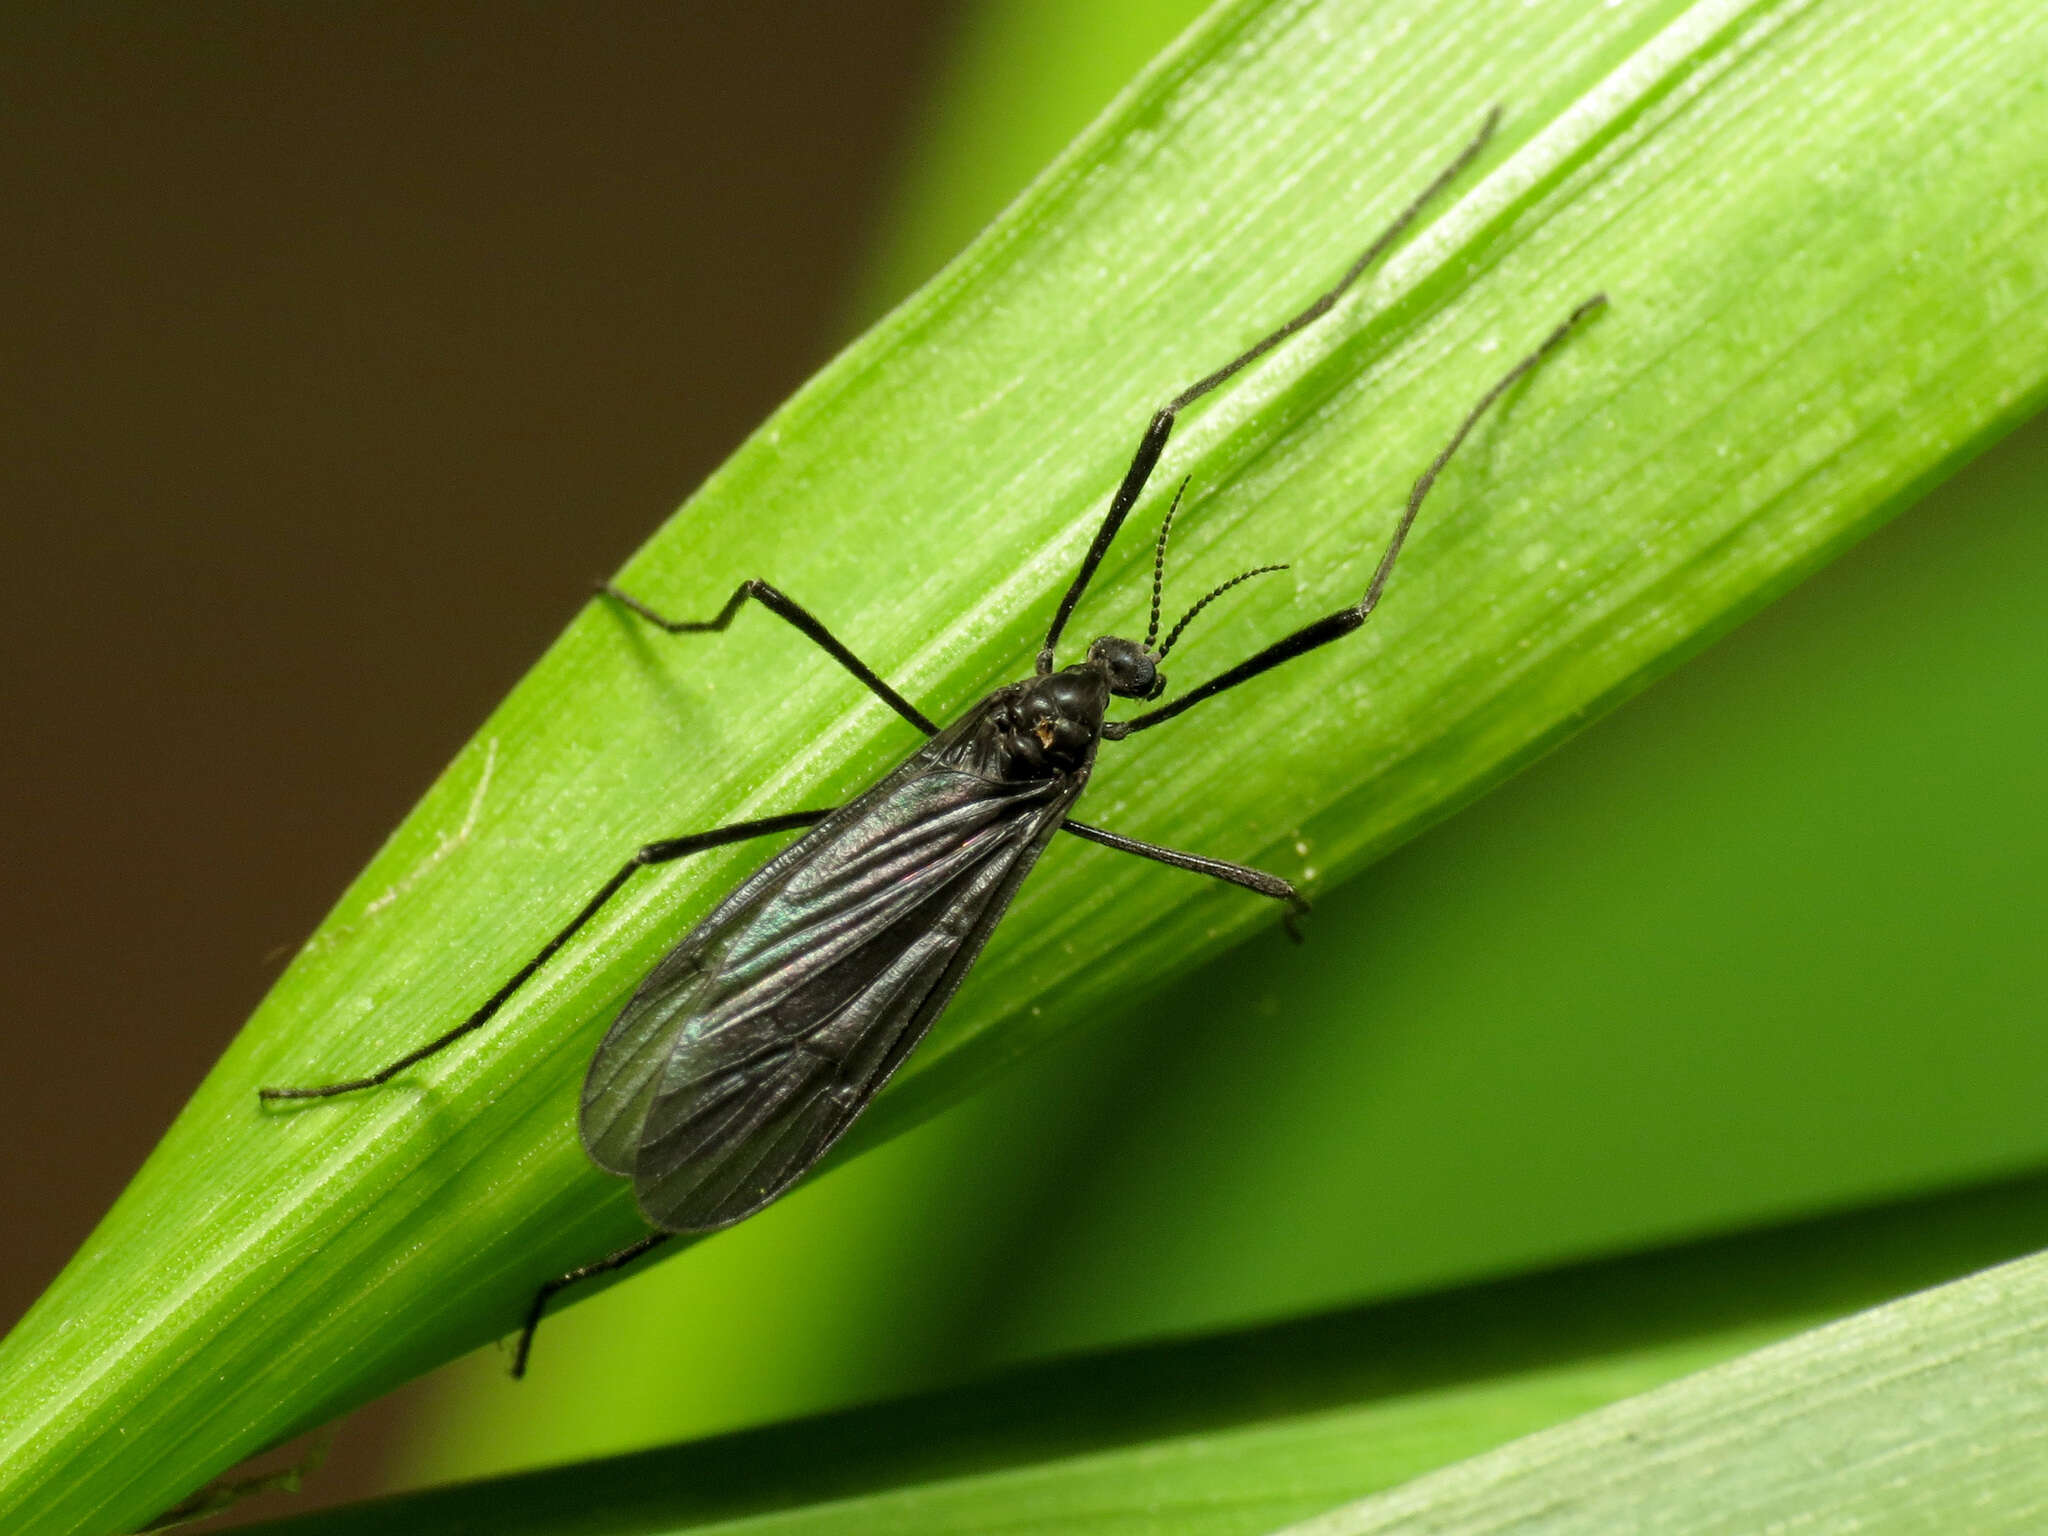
[513,1231,673,1379]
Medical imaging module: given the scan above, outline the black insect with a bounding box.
[261,108,1603,1375]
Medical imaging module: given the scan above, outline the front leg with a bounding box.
[1060,819,1308,940]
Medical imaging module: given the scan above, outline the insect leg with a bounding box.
[1037,108,1502,673]
[604,580,938,736]
[257,809,834,1102]
[1061,819,1309,941]
[1107,295,1607,740]
[137,1426,336,1530]
[511,1230,673,1378]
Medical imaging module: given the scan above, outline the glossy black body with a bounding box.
[581,669,1109,1230]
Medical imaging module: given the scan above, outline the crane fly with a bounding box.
[260,107,1604,1375]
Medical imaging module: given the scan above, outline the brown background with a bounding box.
[1,2,956,1514]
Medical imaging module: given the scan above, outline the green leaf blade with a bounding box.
[1283,1249,2048,1536]
[4,0,2047,1530]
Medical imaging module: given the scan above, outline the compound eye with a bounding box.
[1089,636,1158,699]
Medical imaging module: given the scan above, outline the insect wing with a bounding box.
[581,733,1079,1231]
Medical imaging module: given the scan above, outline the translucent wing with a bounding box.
[580,718,1081,1231]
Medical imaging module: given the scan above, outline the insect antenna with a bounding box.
[1156,562,1290,661]
[1144,478,1192,651]
[1037,108,1500,673]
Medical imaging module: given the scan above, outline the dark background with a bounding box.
[2,3,955,1513]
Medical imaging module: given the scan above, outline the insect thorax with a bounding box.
[958,667,1110,781]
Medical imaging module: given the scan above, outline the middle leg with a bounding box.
[1061,818,1308,940]
[259,808,835,1102]
[604,580,937,736]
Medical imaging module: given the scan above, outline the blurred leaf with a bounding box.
[1282,1254,2048,1535]
[4,0,2046,1531]
[250,1173,2048,1535]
